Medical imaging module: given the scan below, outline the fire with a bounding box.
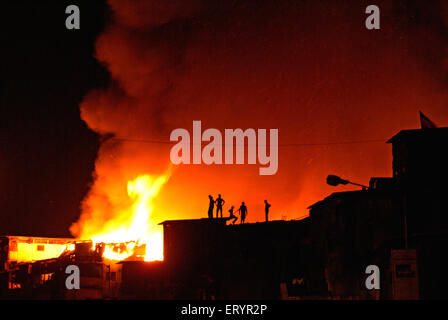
[84,174,169,261]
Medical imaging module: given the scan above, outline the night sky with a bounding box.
[1,0,448,237]
[1,1,108,236]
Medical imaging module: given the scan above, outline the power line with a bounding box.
[113,138,173,145]
[111,137,386,147]
[279,139,385,146]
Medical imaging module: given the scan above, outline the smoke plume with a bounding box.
[71,0,448,237]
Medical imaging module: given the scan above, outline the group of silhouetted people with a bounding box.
[207,195,271,224]
[208,194,225,219]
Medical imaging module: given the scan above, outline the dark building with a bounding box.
[155,218,325,299]
[110,218,323,300]
[308,127,448,299]
[220,219,326,299]
[118,261,165,299]
[388,127,448,187]
[2,127,448,300]
[161,218,227,299]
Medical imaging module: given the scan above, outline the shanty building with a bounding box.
[308,126,448,299]
[2,127,448,300]
[116,218,324,299]
[0,239,122,299]
[154,217,326,299]
[0,236,75,272]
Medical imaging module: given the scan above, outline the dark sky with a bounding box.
[1,0,448,237]
[0,1,109,236]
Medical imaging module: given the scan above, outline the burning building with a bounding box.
[1,126,448,300]
[0,238,128,299]
[112,218,325,300]
[0,218,322,299]
[0,236,75,272]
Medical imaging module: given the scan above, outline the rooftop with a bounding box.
[386,127,448,143]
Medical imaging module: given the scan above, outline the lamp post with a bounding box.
[326,175,368,190]
[327,174,408,248]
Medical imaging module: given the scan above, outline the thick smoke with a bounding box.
[71,0,448,236]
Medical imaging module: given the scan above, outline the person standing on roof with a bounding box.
[208,195,215,219]
[264,200,271,222]
[237,202,248,224]
[215,194,225,218]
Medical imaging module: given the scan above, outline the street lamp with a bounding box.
[326,175,368,190]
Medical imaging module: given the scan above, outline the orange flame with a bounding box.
[81,174,169,261]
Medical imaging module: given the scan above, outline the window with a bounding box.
[9,241,17,252]
[37,245,45,251]
[396,264,415,278]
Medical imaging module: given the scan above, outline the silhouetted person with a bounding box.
[264,200,271,222]
[237,202,248,224]
[228,206,238,225]
[208,195,215,219]
[216,194,225,218]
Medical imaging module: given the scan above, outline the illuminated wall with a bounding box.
[6,236,75,264]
